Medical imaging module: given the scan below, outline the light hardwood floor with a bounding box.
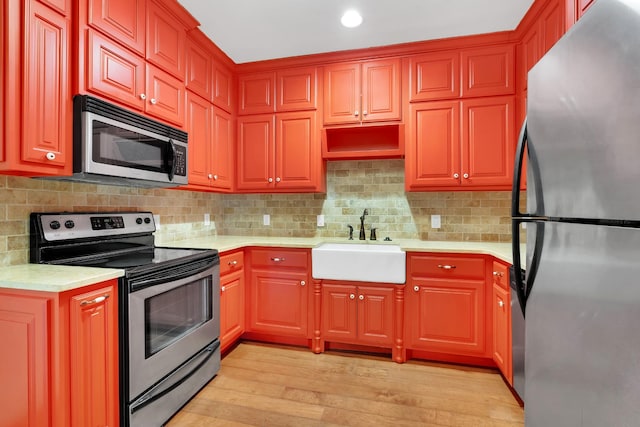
[167,342,524,427]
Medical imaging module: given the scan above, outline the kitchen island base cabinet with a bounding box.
[0,280,118,427]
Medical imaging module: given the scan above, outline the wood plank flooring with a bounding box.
[167,342,524,427]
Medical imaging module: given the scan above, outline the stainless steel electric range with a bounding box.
[30,211,220,427]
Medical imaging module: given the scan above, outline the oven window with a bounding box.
[144,277,212,358]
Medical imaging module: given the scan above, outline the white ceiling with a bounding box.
[177,0,535,64]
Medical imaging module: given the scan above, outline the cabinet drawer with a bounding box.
[220,250,244,276]
[409,254,485,279]
[492,261,509,290]
[250,248,309,269]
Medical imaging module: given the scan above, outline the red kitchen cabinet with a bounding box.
[86,0,146,55]
[406,96,514,191]
[323,58,401,125]
[322,282,395,348]
[248,248,310,338]
[145,0,186,79]
[461,44,515,98]
[0,280,119,427]
[492,261,512,384]
[540,0,564,54]
[237,111,322,192]
[276,66,317,111]
[211,108,234,190]
[213,62,233,113]
[145,63,185,125]
[220,251,245,352]
[185,30,212,100]
[0,0,72,176]
[406,254,488,357]
[238,72,276,115]
[519,24,541,91]
[408,51,460,102]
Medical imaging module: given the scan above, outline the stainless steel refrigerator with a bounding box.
[511,0,640,425]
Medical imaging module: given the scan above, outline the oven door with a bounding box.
[127,260,220,400]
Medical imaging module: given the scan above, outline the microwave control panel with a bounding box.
[175,145,187,177]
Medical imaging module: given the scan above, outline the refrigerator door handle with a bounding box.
[512,219,527,317]
[511,118,527,217]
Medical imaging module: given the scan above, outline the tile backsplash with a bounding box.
[0,160,524,266]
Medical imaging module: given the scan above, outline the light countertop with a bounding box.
[1,237,524,292]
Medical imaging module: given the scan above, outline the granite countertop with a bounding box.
[1,236,524,292]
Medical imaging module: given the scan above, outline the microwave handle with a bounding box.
[168,139,177,181]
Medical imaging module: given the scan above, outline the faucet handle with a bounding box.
[370,227,377,241]
[347,224,354,240]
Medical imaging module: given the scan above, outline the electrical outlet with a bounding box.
[431,214,441,229]
[204,213,210,226]
[263,214,270,226]
[317,215,325,227]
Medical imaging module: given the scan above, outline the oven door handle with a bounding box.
[130,341,220,415]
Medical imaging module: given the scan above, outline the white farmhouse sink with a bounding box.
[311,242,406,284]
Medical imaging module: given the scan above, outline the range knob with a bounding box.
[136,217,143,225]
[144,217,151,224]
[49,220,61,230]
[64,220,75,229]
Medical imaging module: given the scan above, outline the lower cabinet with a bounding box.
[219,250,245,352]
[247,248,311,338]
[322,282,395,347]
[405,253,489,357]
[0,280,118,427]
[492,261,512,383]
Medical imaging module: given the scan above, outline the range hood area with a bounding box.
[321,124,405,160]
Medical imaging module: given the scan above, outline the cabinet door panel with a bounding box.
[541,0,564,54]
[146,64,185,125]
[520,25,541,91]
[275,111,318,190]
[362,58,401,122]
[146,0,185,78]
[462,96,515,187]
[23,3,69,169]
[70,285,118,427]
[87,29,145,111]
[220,270,245,350]
[322,284,357,342]
[211,108,233,190]
[409,52,460,102]
[276,66,317,111]
[238,72,276,115]
[87,0,145,55]
[213,63,233,113]
[185,35,212,99]
[236,115,274,190]
[38,0,70,16]
[406,101,460,189]
[357,286,394,346]
[323,63,360,125]
[0,294,50,427]
[461,45,515,97]
[185,92,212,187]
[493,283,512,383]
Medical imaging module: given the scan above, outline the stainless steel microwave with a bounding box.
[72,95,188,188]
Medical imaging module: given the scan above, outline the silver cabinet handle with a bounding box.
[413,285,419,292]
[463,173,469,179]
[437,264,456,270]
[493,271,504,277]
[453,173,459,179]
[350,294,355,299]
[139,93,146,100]
[300,280,306,286]
[228,260,238,266]
[150,98,157,105]
[498,300,504,308]
[46,152,56,161]
[80,294,109,306]
[271,257,285,262]
[358,294,364,301]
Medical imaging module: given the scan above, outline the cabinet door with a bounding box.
[87,29,145,111]
[322,284,357,342]
[492,283,512,383]
[69,284,118,427]
[236,115,275,190]
[275,111,318,190]
[22,1,70,172]
[211,108,234,190]
[461,45,515,97]
[238,72,276,115]
[250,270,309,337]
[87,0,145,55]
[145,0,185,79]
[323,62,360,125]
[520,25,541,91]
[540,0,564,54]
[276,66,317,111]
[185,33,212,100]
[461,96,515,188]
[185,92,212,187]
[0,293,51,427]
[361,58,401,122]
[406,101,460,190]
[407,278,486,355]
[357,286,394,347]
[220,269,245,351]
[145,64,185,126]
[212,62,233,113]
[409,51,460,102]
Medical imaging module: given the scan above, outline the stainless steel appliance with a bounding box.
[71,95,188,188]
[511,1,640,425]
[30,212,220,427]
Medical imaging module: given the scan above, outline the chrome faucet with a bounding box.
[359,209,368,240]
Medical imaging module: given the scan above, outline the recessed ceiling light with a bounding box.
[341,9,363,28]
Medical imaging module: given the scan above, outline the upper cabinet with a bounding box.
[238,72,276,115]
[323,58,401,125]
[461,45,515,98]
[76,0,198,126]
[0,0,72,176]
[408,51,460,102]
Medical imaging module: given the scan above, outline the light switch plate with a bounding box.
[263,214,270,226]
[317,215,325,227]
[204,213,210,226]
[431,214,441,229]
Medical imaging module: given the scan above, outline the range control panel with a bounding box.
[37,212,155,241]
